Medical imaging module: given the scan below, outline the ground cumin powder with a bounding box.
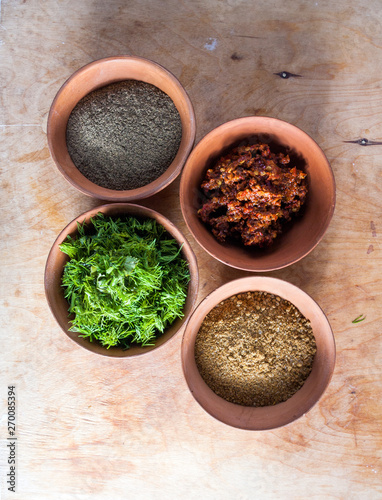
[66,80,182,190]
[194,291,317,407]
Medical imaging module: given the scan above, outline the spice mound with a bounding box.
[198,143,308,247]
[59,213,190,349]
[194,291,316,407]
[66,80,182,190]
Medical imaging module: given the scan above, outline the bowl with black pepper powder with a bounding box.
[47,56,196,201]
[180,116,335,272]
[181,276,335,430]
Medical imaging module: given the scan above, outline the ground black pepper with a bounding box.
[66,80,182,190]
[194,291,316,407]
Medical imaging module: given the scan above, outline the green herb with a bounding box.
[59,213,190,349]
[352,314,366,324]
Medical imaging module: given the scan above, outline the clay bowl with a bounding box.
[45,203,199,357]
[180,116,335,272]
[47,56,196,201]
[181,276,335,430]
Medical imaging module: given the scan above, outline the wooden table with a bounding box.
[1,1,381,498]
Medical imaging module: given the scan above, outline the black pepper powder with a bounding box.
[66,80,182,190]
[194,291,317,407]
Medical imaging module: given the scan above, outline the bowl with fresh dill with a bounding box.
[45,203,199,357]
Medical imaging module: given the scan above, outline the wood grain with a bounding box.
[0,0,381,499]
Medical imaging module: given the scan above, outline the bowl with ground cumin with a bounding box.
[180,116,335,272]
[181,276,335,430]
[47,56,196,201]
[45,203,199,357]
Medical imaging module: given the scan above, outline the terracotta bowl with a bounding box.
[181,276,335,430]
[180,116,335,272]
[45,203,199,357]
[47,56,196,201]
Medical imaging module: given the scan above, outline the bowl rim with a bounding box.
[179,115,336,272]
[47,55,196,201]
[181,275,336,430]
[44,202,199,357]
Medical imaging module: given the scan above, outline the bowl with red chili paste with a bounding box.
[180,117,335,271]
[47,56,196,202]
[181,276,336,430]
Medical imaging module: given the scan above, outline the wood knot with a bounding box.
[344,138,382,146]
[274,71,302,79]
[231,52,243,61]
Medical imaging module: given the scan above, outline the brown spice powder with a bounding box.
[194,291,316,407]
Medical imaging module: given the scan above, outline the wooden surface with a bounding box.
[1,1,381,498]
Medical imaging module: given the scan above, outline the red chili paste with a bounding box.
[198,143,308,247]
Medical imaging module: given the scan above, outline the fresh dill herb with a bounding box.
[59,213,190,349]
[352,314,366,324]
